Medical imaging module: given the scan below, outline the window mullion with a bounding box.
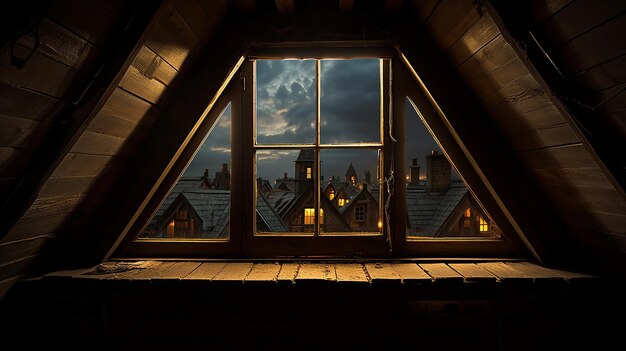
[315,59,321,237]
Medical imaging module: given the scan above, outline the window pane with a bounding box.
[256,149,314,235]
[320,149,381,234]
[256,60,316,145]
[320,59,381,144]
[139,104,232,239]
[404,98,501,238]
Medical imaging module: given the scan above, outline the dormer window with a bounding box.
[121,47,515,258]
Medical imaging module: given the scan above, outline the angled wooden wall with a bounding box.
[411,0,626,267]
[0,0,229,298]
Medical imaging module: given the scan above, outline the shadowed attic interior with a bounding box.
[0,0,625,348]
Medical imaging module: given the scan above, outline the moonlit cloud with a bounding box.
[182,60,442,184]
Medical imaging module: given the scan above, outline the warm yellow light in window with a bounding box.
[464,208,470,217]
[304,208,323,225]
[346,199,350,204]
[378,220,383,229]
[304,208,315,225]
[306,167,312,179]
[479,216,489,232]
[329,190,335,200]
[338,198,345,206]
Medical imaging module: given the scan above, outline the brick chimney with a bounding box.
[426,150,450,193]
[409,158,420,184]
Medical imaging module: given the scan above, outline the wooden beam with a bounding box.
[486,0,626,199]
[0,1,162,240]
[395,20,581,265]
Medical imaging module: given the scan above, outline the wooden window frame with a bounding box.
[115,46,525,259]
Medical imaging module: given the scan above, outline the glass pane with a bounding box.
[256,60,316,144]
[139,104,232,239]
[256,149,314,235]
[320,149,381,234]
[404,98,501,238]
[320,59,381,144]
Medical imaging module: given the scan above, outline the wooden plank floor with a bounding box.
[44,260,596,285]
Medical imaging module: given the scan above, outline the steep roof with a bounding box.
[406,182,468,236]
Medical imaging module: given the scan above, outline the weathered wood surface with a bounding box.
[212,262,254,281]
[44,260,598,285]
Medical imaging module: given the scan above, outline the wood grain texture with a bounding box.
[447,14,500,66]
[0,81,65,122]
[296,263,336,282]
[364,262,401,283]
[426,0,481,50]
[419,263,464,281]
[87,112,140,139]
[448,263,497,281]
[153,261,202,279]
[70,131,126,156]
[38,176,98,199]
[212,262,253,281]
[539,0,626,47]
[335,263,368,283]
[477,262,530,280]
[0,44,83,99]
[21,194,84,219]
[457,35,518,82]
[391,263,432,283]
[2,212,73,243]
[132,45,178,86]
[276,263,299,282]
[17,18,100,72]
[118,64,168,105]
[144,3,201,70]
[556,13,626,74]
[183,262,227,280]
[99,88,157,124]
[51,153,114,177]
[245,263,281,281]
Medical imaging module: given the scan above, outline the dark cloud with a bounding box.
[181,59,455,186]
[183,104,232,179]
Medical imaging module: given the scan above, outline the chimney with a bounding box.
[221,163,228,173]
[364,170,371,185]
[409,159,420,184]
[426,150,451,193]
[283,172,287,179]
[202,169,209,180]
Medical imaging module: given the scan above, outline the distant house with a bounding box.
[405,151,499,237]
[144,150,499,238]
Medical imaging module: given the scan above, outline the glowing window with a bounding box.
[338,198,345,207]
[479,217,489,232]
[304,208,323,225]
[306,167,312,179]
[329,190,335,200]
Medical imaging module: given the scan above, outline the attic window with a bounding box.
[254,58,384,239]
[122,48,516,258]
[137,103,232,240]
[403,98,500,239]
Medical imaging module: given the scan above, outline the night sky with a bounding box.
[184,59,447,184]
